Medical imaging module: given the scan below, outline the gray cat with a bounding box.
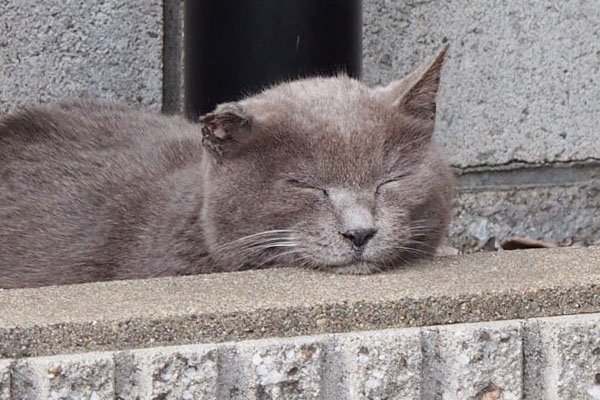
[0,47,454,289]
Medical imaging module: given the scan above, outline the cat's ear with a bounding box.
[200,103,253,160]
[375,44,449,129]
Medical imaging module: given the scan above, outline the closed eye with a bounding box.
[375,173,410,194]
[286,179,329,197]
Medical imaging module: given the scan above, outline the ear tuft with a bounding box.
[399,44,448,121]
[200,103,252,159]
[375,44,449,123]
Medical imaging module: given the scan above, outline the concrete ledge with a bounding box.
[1,247,599,359]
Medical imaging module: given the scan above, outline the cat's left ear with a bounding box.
[374,44,449,130]
[200,103,253,160]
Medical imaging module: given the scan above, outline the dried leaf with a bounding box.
[481,237,499,252]
[500,237,559,250]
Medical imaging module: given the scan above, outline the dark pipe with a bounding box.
[184,0,362,119]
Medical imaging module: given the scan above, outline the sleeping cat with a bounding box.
[0,46,454,289]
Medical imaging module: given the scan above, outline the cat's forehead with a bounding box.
[244,76,386,136]
[239,76,398,185]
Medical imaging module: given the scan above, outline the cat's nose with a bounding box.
[341,228,378,248]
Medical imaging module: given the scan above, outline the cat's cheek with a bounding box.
[371,195,414,260]
[279,194,324,218]
[376,189,406,209]
[293,214,352,266]
[378,183,425,210]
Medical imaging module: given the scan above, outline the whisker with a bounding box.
[212,241,297,260]
[212,231,303,271]
[392,245,431,255]
[408,227,434,234]
[403,239,438,250]
[408,227,434,232]
[210,236,298,264]
[212,230,295,251]
[290,254,314,266]
[252,249,304,269]
[233,237,296,250]
[251,243,297,250]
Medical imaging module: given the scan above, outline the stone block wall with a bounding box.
[1,0,598,249]
[2,315,600,399]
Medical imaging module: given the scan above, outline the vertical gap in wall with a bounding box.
[5,361,13,400]
[419,328,442,399]
[112,352,118,399]
[520,321,538,399]
[522,319,557,399]
[320,336,351,399]
[8,361,16,400]
[520,321,528,398]
[162,0,185,115]
[540,321,560,399]
[216,345,249,399]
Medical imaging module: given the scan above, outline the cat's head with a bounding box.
[200,46,454,274]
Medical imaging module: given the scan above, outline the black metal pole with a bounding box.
[184,0,362,119]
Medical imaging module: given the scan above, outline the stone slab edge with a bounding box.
[1,247,599,359]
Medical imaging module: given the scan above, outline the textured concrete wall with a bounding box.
[452,170,600,250]
[363,0,600,167]
[1,315,599,399]
[0,0,163,113]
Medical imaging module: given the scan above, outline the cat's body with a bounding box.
[0,47,454,289]
[0,101,210,286]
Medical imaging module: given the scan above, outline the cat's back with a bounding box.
[0,100,205,287]
[0,99,205,195]
[0,100,199,159]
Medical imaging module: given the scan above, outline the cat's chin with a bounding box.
[330,262,381,275]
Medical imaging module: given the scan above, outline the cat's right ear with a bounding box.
[200,103,253,160]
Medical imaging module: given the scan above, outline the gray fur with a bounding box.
[0,47,454,288]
